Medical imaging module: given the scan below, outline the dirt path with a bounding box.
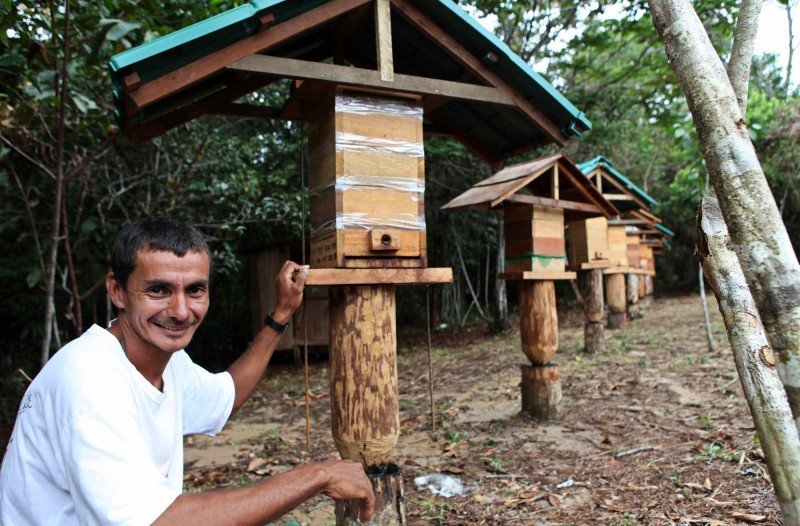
[184,294,780,525]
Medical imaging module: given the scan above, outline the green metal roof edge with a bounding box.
[108,0,591,134]
[109,0,277,72]
[577,156,657,207]
[656,223,675,238]
[434,0,591,133]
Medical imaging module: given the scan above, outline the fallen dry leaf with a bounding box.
[731,512,766,523]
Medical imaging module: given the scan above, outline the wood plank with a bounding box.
[568,261,613,270]
[306,267,453,285]
[375,0,394,82]
[489,163,552,208]
[228,55,515,106]
[503,194,602,214]
[603,193,635,201]
[390,0,568,145]
[499,271,577,281]
[129,0,372,110]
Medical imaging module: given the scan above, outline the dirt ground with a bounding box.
[183,294,781,525]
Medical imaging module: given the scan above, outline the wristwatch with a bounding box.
[263,311,290,332]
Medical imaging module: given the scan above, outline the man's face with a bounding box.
[109,249,210,355]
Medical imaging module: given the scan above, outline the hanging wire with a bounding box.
[426,285,436,431]
[300,121,311,451]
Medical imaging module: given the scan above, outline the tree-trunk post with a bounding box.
[643,275,654,308]
[605,273,627,329]
[519,280,562,419]
[329,285,405,525]
[637,271,646,311]
[626,273,639,320]
[579,269,605,353]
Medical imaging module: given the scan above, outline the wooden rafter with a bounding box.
[489,164,552,208]
[227,55,515,106]
[390,0,569,145]
[375,0,394,81]
[503,194,602,214]
[556,160,617,217]
[128,0,372,111]
[126,75,277,143]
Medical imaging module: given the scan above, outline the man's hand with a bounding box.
[273,261,308,324]
[318,460,375,523]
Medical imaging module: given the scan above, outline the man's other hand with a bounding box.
[318,460,375,523]
[273,261,308,323]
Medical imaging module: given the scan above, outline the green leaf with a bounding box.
[81,219,98,235]
[26,267,42,289]
[101,18,141,42]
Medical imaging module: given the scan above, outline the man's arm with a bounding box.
[227,260,307,414]
[153,459,375,525]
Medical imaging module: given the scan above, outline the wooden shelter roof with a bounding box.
[577,156,657,211]
[440,152,619,219]
[108,0,590,164]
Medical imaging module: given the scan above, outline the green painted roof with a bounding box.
[577,156,657,207]
[108,0,591,157]
[656,223,675,238]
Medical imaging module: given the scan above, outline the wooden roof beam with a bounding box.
[128,0,372,110]
[375,0,394,81]
[503,194,602,214]
[390,0,569,146]
[126,75,277,142]
[227,55,515,106]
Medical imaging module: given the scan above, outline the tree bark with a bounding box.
[495,219,509,330]
[725,0,764,113]
[698,196,800,521]
[649,0,800,426]
[41,0,71,367]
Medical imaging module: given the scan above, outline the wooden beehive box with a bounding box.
[308,90,426,268]
[503,205,566,273]
[567,216,609,266]
[626,232,641,267]
[607,225,628,266]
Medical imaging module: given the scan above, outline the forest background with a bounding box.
[1,0,798,419]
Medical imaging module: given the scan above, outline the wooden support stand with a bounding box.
[521,363,563,421]
[329,284,405,524]
[518,280,562,419]
[626,273,639,320]
[578,269,605,353]
[336,464,406,526]
[605,273,627,329]
[519,280,558,363]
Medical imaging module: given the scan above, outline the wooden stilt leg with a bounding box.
[521,363,563,420]
[519,281,561,419]
[329,285,404,525]
[579,269,604,353]
[605,273,627,329]
[626,274,639,320]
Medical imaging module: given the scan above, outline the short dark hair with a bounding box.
[110,217,212,288]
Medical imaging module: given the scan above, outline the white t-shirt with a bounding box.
[0,325,235,525]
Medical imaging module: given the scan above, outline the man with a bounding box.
[0,217,374,525]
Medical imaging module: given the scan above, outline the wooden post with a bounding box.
[329,285,404,524]
[336,464,405,525]
[521,363,563,421]
[579,269,604,353]
[626,273,639,320]
[643,275,654,308]
[605,273,627,329]
[519,280,562,419]
[637,270,646,312]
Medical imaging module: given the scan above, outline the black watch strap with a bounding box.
[264,311,290,332]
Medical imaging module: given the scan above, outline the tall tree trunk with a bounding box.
[698,196,800,522]
[785,1,795,96]
[725,0,763,113]
[650,0,800,429]
[495,219,508,330]
[42,0,71,367]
